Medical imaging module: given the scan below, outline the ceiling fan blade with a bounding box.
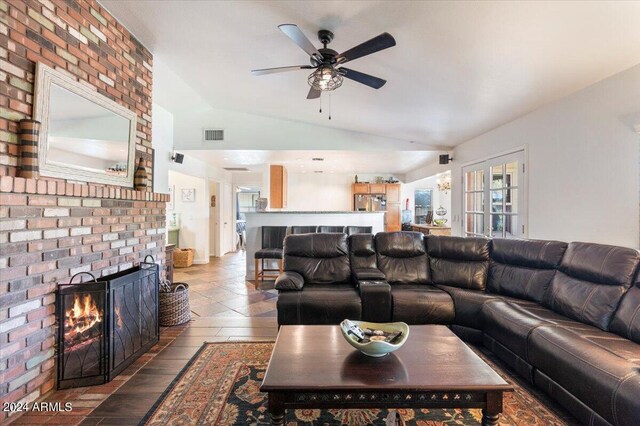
[336,33,396,65]
[306,87,321,99]
[251,65,314,76]
[339,68,386,89]
[278,24,323,61]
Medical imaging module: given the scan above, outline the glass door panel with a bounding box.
[463,151,526,239]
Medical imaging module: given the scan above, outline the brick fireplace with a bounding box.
[0,0,165,421]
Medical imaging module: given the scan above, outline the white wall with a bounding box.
[282,172,403,212]
[168,170,209,263]
[401,174,452,224]
[440,64,639,248]
[152,103,173,193]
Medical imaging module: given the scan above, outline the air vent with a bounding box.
[223,167,250,172]
[314,170,323,173]
[311,157,324,161]
[203,129,224,141]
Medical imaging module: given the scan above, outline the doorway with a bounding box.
[462,150,527,238]
[209,180,220,257]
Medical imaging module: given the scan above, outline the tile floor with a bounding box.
[8,251,278,425]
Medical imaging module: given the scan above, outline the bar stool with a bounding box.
[290,226,318,234]
[254,226,287,289]
[345,226,373,235]
[317,225,345,233]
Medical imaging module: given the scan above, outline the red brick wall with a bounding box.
[0,176,168,420]
[0,0,153,179]
[0,1,162,420]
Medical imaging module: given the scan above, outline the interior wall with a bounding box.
[168,170,209,263]
[283,172,401,211]
[448,64,640,248]
[152,103,174,193]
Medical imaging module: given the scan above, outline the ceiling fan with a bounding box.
[252,24,396,99]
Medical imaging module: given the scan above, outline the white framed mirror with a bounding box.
[33,62,137,187]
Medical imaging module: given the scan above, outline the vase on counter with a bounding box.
[256,198,268,212]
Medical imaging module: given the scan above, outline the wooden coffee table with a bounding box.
[260,325,512,425]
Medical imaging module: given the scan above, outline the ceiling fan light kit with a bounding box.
[251,24,396,118]
[308,66,343,92]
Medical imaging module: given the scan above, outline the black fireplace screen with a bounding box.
[56,258,159,389]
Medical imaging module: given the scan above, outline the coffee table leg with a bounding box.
[482,391,502,426]
[268,392,285,425]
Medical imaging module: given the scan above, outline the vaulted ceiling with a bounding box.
[102,0,640,148]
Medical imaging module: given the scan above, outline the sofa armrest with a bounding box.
[358,280,392,322]
[275,271,305,291]
[353,268,386,281]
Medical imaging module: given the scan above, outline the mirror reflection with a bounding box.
[48,84,131,176]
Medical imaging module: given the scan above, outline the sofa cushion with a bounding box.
[349,234,384,281]
[283,233,351,284]
[544,242,640,331]
[481,300,587,360]
[488,238,567,303]
[427,236,490,290]
[390,285,454,324]
[276,284,361,325]
[375,232,430,285]
[529,326,640,426]
[610,272,640,343]
[437,285,503,328]
[274,271,304,291]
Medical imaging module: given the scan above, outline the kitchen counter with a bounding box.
[244,211,385,276]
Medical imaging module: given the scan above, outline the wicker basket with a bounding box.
[159,281,191,326]
[173,248,195,268]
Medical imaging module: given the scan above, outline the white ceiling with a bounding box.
[101,1,640,148]
[187,149,438,175]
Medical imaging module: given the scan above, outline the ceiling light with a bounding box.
[308,66,343,92]
[223,157,229,160]
[299,164,305,168]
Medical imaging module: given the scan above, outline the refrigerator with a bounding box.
[354,194,387,212]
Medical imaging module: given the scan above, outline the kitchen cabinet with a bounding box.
[353,183,370,194]
[386,203,402,232]
[270,165,288,208]
[385,183,401,203]
[369,183,386,194]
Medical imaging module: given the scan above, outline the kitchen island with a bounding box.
[244,211,385,277]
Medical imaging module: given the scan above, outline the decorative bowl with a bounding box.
[433,218,448,226]
[340,320,409,357]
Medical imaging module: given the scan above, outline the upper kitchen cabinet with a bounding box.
[353,183,370,194]
[270,165,288,208]
[385,183,401,203]
[369,183,386,194]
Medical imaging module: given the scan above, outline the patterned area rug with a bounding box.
[142,342,575,425]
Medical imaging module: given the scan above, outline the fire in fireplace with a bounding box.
[56,258,159,389]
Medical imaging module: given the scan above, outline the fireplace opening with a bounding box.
[56,258,159,389]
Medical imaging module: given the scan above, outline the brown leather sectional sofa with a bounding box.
[274,231,640,426]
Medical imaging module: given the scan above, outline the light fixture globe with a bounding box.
[308,66,343,91]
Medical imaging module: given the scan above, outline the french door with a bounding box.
[463,150,526,239]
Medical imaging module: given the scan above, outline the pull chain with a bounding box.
[319,93,322,113]
[328,92,332,120]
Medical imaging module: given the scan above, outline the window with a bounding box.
[237,191,260,213]
[463,150,526,239]
[414,189,432,224]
